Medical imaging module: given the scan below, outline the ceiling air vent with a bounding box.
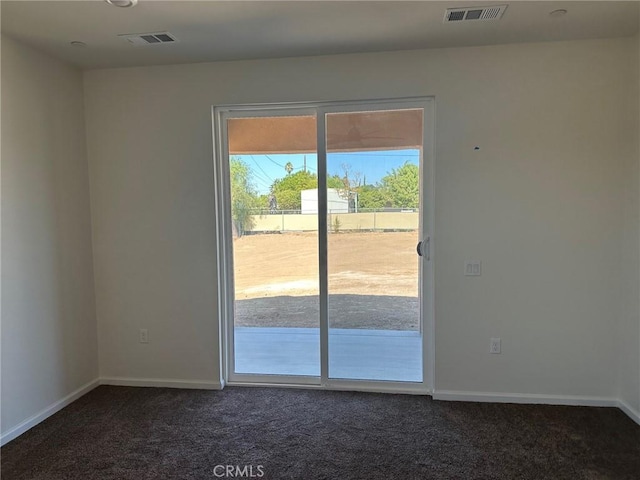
[444,5,508,23]
[118,32,178,46]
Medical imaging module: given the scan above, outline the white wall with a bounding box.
[618,29,640,418]
[1,36,99,439]
[616,28,640,421]
[84,37,639,400]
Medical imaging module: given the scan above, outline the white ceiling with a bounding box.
[1,1,638,70]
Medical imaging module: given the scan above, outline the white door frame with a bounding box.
[212,97,435,394]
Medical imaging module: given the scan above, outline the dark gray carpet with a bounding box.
[2,386,639,480]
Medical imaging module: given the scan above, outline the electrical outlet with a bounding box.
[489,337,501,354]
[465,261,482,276]
[139,328,149,344]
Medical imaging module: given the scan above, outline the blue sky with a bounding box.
[238,149,419,195]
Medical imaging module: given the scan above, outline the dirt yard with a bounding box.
[233,231,420,330]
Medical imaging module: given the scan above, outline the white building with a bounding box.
[301,188,349,214]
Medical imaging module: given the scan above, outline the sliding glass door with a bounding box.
[325,108,424,382]
[222,110,321,382]
[214,98,433,391]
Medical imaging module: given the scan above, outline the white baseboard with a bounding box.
[0,378,100,446]
[99,377,224,390]
[2,381,633,447]
[617,399,640,425]
[432,390,619,408]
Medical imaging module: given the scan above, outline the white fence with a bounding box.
[246,211,418,233]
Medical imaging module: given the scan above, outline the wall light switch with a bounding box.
[490,337,501,354]
[139,328,149,344]
[465,261,482,276]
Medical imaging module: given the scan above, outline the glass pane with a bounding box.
[228,115,320,377]
[326,109,423,382]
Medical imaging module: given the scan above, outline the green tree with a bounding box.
[271,170,317,210]
[230,157,258,236]
[357,184,387,209]
[256,194,270,209]
[272,190,301,210]
[270,171,351,210]
[327,174,345,190]
[380,162,419,208]
[272,170,317,192]
[266,162,413,212]
[285,161,294,175]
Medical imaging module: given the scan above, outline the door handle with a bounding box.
[417,237,430,260]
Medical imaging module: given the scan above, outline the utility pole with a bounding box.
[303,155,307,173]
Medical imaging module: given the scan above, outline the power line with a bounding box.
[253,176,273,192]
[292,165,316,172]
[329,152,419,157]
[249,155,276,184]
[263,154,285,168]
[252,177,271,188]
[247,165,272,186]
[248,156,279,193]
[251,177,272,194]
